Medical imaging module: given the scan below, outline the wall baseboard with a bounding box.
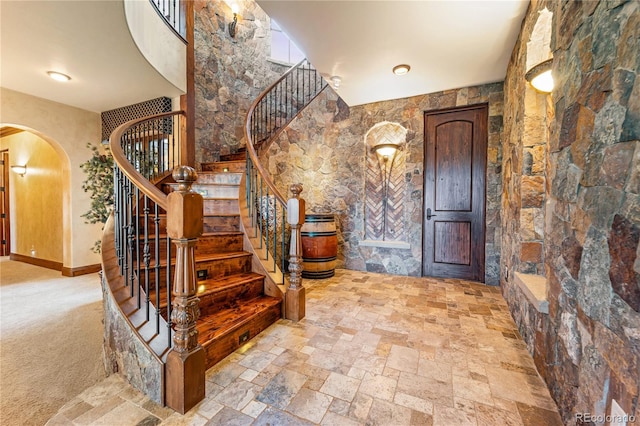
[61,264,102,277]
[9,253,101,277]
[10,253,63,271]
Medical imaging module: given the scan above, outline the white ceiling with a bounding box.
[257,0,529,106]
[0,0,184,113]
[0,1,528,113]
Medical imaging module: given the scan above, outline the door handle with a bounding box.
[426,208,437,220]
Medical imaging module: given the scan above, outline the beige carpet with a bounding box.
[0,257,106,426]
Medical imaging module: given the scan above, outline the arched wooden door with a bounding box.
[422,104,487,282]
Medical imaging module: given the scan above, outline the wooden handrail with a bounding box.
[109,110,186,210]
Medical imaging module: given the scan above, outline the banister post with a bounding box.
[286,183,306,321]
[165,165,204,413]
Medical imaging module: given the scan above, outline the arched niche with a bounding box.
[519,8,554,274]
[363,121,408,242]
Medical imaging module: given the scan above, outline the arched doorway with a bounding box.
[0,124,71,271]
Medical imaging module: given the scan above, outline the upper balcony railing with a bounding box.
[150,0,186,41]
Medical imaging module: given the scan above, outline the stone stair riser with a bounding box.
[196,172,242,185]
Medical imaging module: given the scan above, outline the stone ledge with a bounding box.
[359,240,411,249]
[514,272,549,314]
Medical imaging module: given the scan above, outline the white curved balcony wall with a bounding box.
[124,0,186,94]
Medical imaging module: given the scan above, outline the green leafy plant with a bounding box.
[80,142,114,253]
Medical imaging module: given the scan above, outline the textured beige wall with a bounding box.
[1,132,63,262]
[0,88,102,268]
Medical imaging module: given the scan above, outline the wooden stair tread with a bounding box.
[197,295,281,343]
[206,213,240,217]
[201,231,243,237]
[148,272,264,310]
[140,231,243,239]
[214,160,244,165]
[157,251,251,268]
[197,171,243,175]
[197,272,264,295]
[203,196,240,200]
[201,160,245,167]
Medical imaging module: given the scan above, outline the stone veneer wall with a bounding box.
[101,276,163,404]
[501,0,640,422]
[261,84,504,284]
[194,0,287,166]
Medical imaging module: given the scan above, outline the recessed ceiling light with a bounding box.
[393,64,411,76]
[47,71,71,82]
[330,76,341,89]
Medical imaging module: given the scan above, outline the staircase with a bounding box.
[154,160,281,369]
[103,58,324,411]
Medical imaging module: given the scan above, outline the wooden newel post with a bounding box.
[165,165,205,413]
[286,183,306,321]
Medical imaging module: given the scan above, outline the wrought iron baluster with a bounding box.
[127,179,135,295]
[266,188,270,261]
[273,195,277,272]
[143,194,151,321]
[135,186,141,308]
[251,165,257,233]
[114,166,122,273]
[281,207,286,282]
[259,179,264,249]
[154,202,161,334]
[166,234,172,347]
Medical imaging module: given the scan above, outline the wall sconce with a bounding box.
[525,58,553,93]
[373,142,401,240]
[224,0,240,38]
[330,76,341,90]
[11,164,27,177]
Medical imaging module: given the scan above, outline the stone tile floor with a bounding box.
[48,270,563,425]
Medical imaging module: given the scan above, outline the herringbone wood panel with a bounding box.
[365,152,405,241]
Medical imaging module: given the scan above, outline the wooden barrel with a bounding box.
[301,214,337,279]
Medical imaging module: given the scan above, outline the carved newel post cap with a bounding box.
[173,165,198,191]
[290,183,303,198]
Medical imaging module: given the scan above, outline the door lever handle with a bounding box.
[426,208,437,220]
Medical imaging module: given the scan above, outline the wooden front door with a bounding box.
[423,104,487,282]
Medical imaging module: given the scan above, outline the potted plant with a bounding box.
[80,142,114,253]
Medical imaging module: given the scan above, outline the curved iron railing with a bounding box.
[150,0,186,41]
[109,111,184,354]
[244,59,327,283]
